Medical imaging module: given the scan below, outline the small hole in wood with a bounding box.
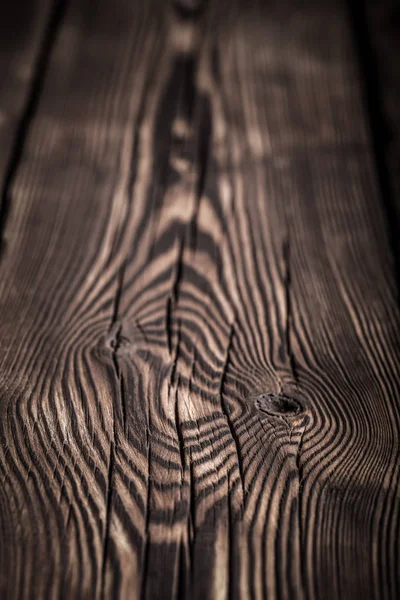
[254,393,303,417]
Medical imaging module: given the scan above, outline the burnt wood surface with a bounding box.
[0,0,399,598]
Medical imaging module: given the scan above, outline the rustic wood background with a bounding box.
[0,0,399,598]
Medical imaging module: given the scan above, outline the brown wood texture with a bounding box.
[0,0,399,598]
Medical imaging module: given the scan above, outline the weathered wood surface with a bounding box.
[0,0,399,598]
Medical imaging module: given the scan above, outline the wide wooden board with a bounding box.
[0,0,399,598]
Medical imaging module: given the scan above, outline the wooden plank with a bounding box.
[0,1,399,599]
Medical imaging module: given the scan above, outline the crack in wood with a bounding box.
[110,261,126,332]
[175,383,186,477]
[219,323,245,511]
[108,262,128,431]
[100,440,115,599]
[283,239,299,384]
[295,416,308,598]
[140,436,151,600]
[166,239,185,356]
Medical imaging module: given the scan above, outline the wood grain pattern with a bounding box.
[0,0,399,598]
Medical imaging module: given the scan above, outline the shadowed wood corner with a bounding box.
[0,0,399,598]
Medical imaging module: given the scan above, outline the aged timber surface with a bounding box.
[0,0,399,599]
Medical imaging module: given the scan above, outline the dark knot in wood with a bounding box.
[254,393,303,417]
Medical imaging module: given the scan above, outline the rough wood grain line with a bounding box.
[0,0,399,599]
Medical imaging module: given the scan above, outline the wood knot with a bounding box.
[105,324,132,354]
[254,393,303,417]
